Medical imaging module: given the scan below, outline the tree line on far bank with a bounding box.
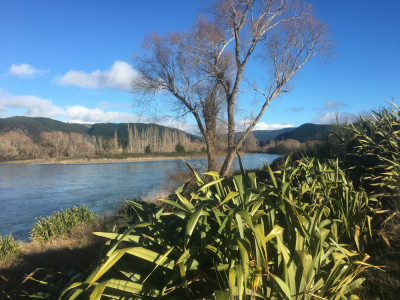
[0,124,204,160]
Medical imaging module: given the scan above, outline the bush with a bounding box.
[0,234,21,262]
[30,206,96,241]
[144,145,151,153]
[59,158,372,299]
[175,141,185,153]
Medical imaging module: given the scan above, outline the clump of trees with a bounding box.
[126,124,201,153]
[40,132,97,158]
[0,131,41,160]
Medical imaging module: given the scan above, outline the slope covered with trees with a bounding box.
[274,123,336,142]
[0,117,89,141]
[0,117,203,160]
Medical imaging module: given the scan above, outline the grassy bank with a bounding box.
[0,151,209,165]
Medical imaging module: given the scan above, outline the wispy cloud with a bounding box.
[323,100,347,110]
[285,107,304,113]
[313,100,348,112]
[57,61,137,91]
[8,63,47,78]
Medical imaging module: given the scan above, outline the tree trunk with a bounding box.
[219,146,236,177]
[204,111,217,172]
[205,136,216,172]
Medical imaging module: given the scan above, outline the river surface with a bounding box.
[0,153,280,241]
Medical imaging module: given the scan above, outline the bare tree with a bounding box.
[133,0,331,175]
[133,17,231,171]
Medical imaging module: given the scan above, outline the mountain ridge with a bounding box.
[0,116,337,144]
[0,116,200,142]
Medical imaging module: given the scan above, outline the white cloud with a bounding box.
[314,112,359,124]
[8,63,47,78]
[0,88,64,117]
[64,106,148,123]
[237,120,294,131]
[57,61,137,91]
[254,122,295,130]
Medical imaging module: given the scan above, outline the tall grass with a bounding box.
[0,234,21,262]
[30,206,96,241]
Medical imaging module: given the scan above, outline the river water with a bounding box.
[0,153,280,241]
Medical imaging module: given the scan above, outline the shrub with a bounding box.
[0,234,21,262]
[175,141,185,153]
[59,158,372,299]
[30,206,96,241]
[145,145,151,153]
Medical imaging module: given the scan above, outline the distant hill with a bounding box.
[88,123,200,142]
[251,128,295,142]
[0,116,200,143]
[274,123,337,142]
[235,128,294,142]
[0,116,89,141]
[1,116,336,146]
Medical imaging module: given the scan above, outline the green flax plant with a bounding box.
[339,104,400,209]
[30,206,96,241]
[0,233,21,262]
[269,156,382,252]
[59,158,372,299]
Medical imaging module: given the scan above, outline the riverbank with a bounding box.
[0,153,209,165]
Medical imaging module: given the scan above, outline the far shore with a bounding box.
[0,150,261,166]
[0,154,209,166]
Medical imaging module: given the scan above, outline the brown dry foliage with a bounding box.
[261,139,303,154]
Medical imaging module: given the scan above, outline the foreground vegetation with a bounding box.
[1,105,400,299]
[30,206,96,242]
[0,234,21,263]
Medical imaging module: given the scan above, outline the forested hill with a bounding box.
[274,123,337,142]
[88,123,199,142]
[251,128,294,142]
[0,116,199,142]
[243,123,339,144]
[0,116,89,141]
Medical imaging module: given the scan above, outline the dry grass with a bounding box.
[0,220,106,298]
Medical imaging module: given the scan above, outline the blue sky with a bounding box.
[1,0,399,133]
